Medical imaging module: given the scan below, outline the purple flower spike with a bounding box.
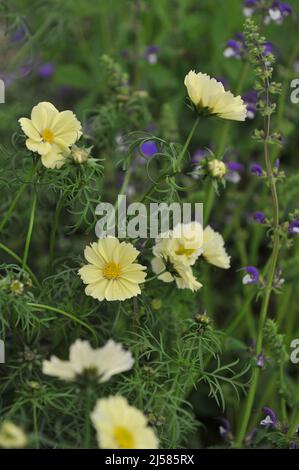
[250,163,263,176]
[288,221,299,235]
[242,266,259,285]
[38,63,54,79]
[253,211,266,224]
[140,140,158,157]
[260,407,277,428]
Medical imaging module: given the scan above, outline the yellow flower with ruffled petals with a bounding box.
[19,101,82,169]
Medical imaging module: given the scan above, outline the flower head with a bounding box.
[184,71,247,121]
[19,101,82,169]
[250,163,263,176]
[242,266,259,285]
[91,395,158,449]
[208,159,227,178]
[0,422,27,449]
[253,211,266,224]
[260,407,277,428]
[38,63,54,79]
[202,226,230,269]
[43,339,134,382]
[79,237,147,301]
[140,140,158,157]
[288,221,299,235]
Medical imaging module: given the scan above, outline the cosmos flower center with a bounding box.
[41,128,54,143]
[103,262,122,280]
[175,245,196,257]
[113,426,134,448]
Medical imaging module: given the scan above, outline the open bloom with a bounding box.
[0,422,27,449]
[184,71,247,121]
[91,396,159,449]
[79,237,147,301]
[19,101,82,169]
[242,266,259,285]
[42,339,134,382]
[202,226,230,269]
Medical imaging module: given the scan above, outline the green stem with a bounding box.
[83,388,92,448]
[176,117,200,171]
[22,191,37,269]
[27,302,98,345]
[32,401,39,449]
[0,184,26,234]
[0,241,41,289]
[49,193,65,268]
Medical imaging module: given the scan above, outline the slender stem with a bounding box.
[83,388,92,449]
[176,117,200,171]
[0,241,41,289]
[49,193,65,267]
[22,191,37,269]
[235,73,281,447]
[32,402,39,449]
[27,302,98,345]
[0,183,26,234]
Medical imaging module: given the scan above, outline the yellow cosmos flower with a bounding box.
[202,226,230,269]
[19,101,82,169]
[42,339,134,382]
[91,396,159,449]
[78,237,147,301]
[0,422,27,449]
[184,71,247,121]
[154,222,203,266]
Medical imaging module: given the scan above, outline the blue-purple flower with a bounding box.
[218,418,232,440]
[38,63,54,79]
[225,161,244,184]
[10,25,27,42]
[191,148,208,165]
[145,46,159,65]
[243,90,258,119]
[224,33,246,59]
[140,140,158,157]
[242,266,259,285]
[250,163,263,176]
[288,221,299,235]
[253,211,266,224]
[266,2,292,24]
[256,353,265,368]
[260,407,277,428]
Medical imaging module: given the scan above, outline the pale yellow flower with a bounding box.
[208,159,227,178]
[151,237,202,292]
[79,237,147,301]
[202,226,230,269]
[19,101,82,169]
[184,71,247,121]
[42,339,134,382]
[91,395,159,449]
[0,421,27,449]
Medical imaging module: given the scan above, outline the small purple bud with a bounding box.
[250,163,263,176]
[253,211,266,224]
[140,140,158,157]
[10,25,27,42]
[38,63,54,79]
[260,407,277,428]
